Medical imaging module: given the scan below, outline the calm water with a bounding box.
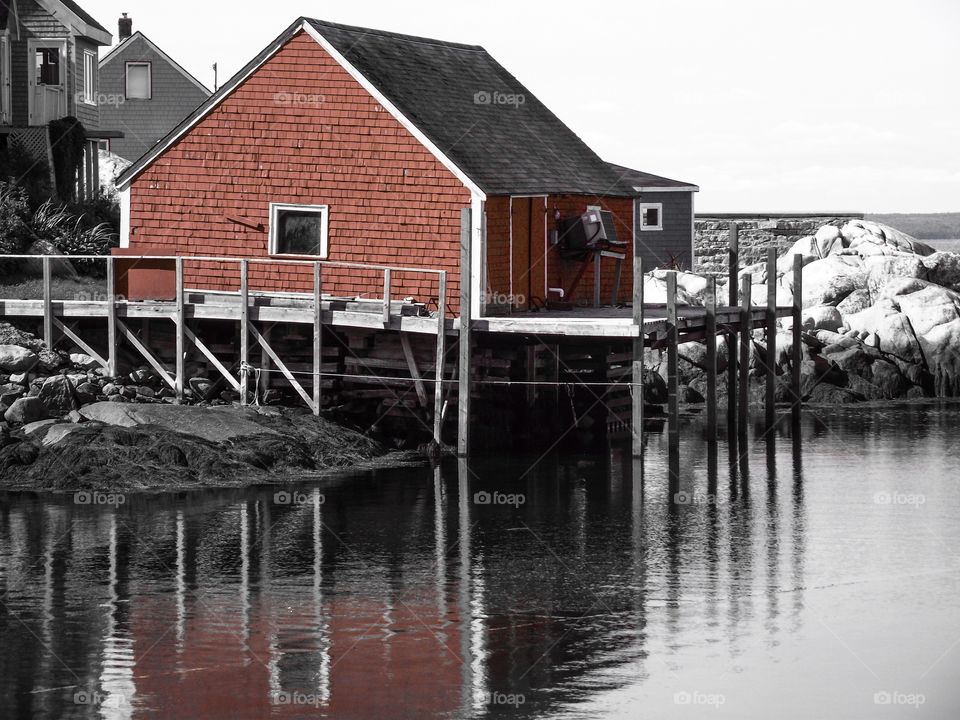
[926,238,960,253]
[2,405,960,719]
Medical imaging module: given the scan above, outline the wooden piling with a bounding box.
[632,258,644,457]
[106,256,118,377]
[738,274,752,435]
[705,276,718,441]
[666,271,679,454]
[313,262,322,416]
[433,271,447,445]
[42,256,53,348]
[792,254,803,419]
[765,248,777,428]
[239,259,249,406]
[175,257,185,403]
[457,208,472,457]
[727,222,739,430]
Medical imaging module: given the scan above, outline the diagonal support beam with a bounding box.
[183,325,240,391]
[52,318,109,371]
[400,332,429,410]
[116,319,176,390]
[248,321,316,413]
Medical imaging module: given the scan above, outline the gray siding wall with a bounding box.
[72,36,99,129]
[633,191,694,271]
[98,36,210,161]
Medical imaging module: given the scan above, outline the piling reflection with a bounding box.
[0,408,888,719]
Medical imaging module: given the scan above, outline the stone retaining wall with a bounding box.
[695,213,864,276]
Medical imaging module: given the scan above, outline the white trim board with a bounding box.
[630,185,699,193]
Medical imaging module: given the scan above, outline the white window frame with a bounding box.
[82,50,96,105]
[125,61,152,99]
[639,202,663,231]
[269,203,329,258]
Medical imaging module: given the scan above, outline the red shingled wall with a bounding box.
[483,195,634,308]
[126,30,471,310]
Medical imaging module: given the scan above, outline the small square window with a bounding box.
[126,62,151,99]
[639,203,663,231]
[270,204,329,257]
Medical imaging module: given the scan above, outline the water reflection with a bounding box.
[2,404,960,718]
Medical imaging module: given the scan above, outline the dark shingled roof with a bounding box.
[61,0,109,35]
[119,18,693,197]
[306,18,633,197]
[607,163,698,191]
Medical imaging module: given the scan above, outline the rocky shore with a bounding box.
[0,328,399,490]
[653,220,960,404]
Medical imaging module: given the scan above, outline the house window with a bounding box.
[269,203,329,257]
[36,48,60,85]
[639,203,663,231]
[125,62,151,99]
[82,51,96,104]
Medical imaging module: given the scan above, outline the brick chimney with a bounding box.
[118,13,132,43]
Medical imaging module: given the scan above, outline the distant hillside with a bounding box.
[865,213,960,239]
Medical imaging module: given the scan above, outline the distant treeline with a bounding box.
[866,213,960,239]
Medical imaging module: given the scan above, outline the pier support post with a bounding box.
[765,248,777,428]
[433,271,447,446]
[313,262,323,416]
[666,271,679,458]
[727,222,739,431]
[42,256,53,349]
[705,276,718,442]
[738,274,752,436]
[792,254,803,421]
[175,258,185,403]
[457,208,473,457]
[106,256,118,377]
[631,258,644,457]
[239,259,249,406]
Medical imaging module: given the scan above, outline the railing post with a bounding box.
[792,254,803,421]
[175,257,185,403]
[313,262,322,416]
[727,222,739,432]
[738,273,752,436]
[42,256,53,348]
[106,256,118,376]
[457,207,473,457]
[705,276,718,442]
[240,259,249,406]
[631,257,644,458]
[766,248,778,428]
[433,271,447,446]
[666,271,679,461]
[383,268,392,325]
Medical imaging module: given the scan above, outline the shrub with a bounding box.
[48,117,86,203]
[0,142,52,205]
[0,183,34,255]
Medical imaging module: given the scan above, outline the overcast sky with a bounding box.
[89,0,958,213]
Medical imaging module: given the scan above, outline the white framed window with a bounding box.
[639,203,663,231]
[269,203,329,257]
[125,61,151,99]
[82,51,96,104]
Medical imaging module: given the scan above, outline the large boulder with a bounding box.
[23,239,78,278]
[922,252,960,292]
[844,299,925,365]
[840,220,935,257]
[77,402,280,443]
[4,397,48,425]
[862,254,927,298]
[800,255,866,308]
[802,305,843,332]
[0,345,38,373]
[37,375,78,416]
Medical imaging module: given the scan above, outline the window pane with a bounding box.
[84,54,95,101]
[277,210,325,255]
[127,65,149,99]
[646,208,659,227]
[36,49,60,85]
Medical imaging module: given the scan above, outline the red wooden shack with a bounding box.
[114,17,698,316]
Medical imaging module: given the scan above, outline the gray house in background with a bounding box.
[608,163,699,271]
[97,14,209,162]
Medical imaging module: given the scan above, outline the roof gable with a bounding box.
[117,18,682,199]
[32,0,111,44]
[100,31,211,95]
[607,163,699,192]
